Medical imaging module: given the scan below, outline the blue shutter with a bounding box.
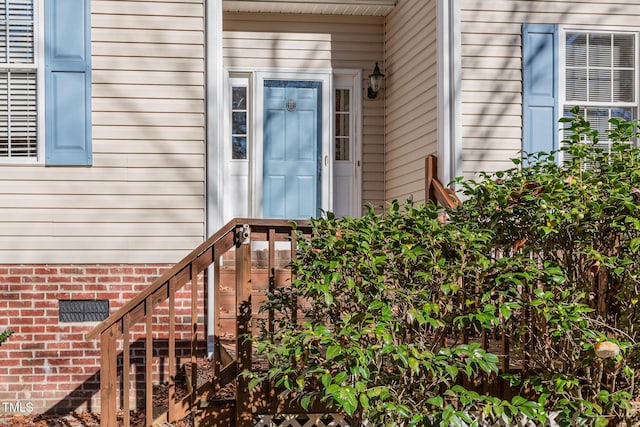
[522,24,558,158]
[45,0,92,166]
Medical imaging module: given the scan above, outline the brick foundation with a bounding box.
[0,264,207,415]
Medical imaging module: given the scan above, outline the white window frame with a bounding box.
[558,26,640,160]
[0,0,44,164]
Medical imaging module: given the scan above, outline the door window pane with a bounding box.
[335,89,350,161]
[232,86,246,110]
[232,136,247,160]
[231,86,248,160]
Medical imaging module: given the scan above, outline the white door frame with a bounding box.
[219,69,332,217]
[220,67,366,218]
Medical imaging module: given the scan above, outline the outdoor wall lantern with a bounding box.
[367,62,385,99]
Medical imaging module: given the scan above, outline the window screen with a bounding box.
[0,0,37,158]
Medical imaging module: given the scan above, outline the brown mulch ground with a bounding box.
[0,357,239,427]
[0,411,101,427]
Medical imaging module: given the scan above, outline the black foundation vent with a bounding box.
[59,300,109,322]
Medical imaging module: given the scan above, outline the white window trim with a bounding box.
[36,0,44,163]
[0,0,44,165]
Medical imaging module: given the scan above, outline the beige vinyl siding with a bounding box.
[384,0,438,204]
[0,0,206,264]
[459,0,640,179]
[223,12,386,210]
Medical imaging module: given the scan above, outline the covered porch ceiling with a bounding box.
[223,0,396,16]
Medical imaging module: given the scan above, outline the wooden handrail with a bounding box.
[425,155,461,208]
[87,218,308,341]
[87,218,311,427]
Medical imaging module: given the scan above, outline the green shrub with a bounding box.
[452,106,640,424]
[251,108,640,426]
[250,202,557,426]
[0,329,12,347]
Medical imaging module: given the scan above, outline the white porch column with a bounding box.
[206,0,224,354]
[437,0,462,185]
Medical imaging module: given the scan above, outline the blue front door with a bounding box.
[263,80,321,219]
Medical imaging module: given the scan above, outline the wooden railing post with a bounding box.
[425,154,438,204]
[122,315,131,427]
[236,224,253,427]
[213,256,222,383]
[100,323,118,427]
[145,299,153,427]
[425,154,461,208]
[190,264,199,425]
[168,273,180,423]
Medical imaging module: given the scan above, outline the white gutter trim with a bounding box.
[225,0,395,5]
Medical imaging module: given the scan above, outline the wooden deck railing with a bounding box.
[86,219,311,427]
[425,154,462,208]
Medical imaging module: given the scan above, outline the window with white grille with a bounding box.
[335,88,351,161]
[0,0,38,159]
[562,31,637,155]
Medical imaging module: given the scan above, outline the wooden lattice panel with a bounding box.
[254,414,350,427]
[255,413,562,427]
[474,412,561,427]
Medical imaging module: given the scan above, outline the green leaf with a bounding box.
[359,393,370,409]
[326,345,342,360]
[396,404,411,418]
[338,386,358,416]
[597,390,610,404]
[408,357,419,373]
[321,373,331,388]
[500,304,512,320]
[369,300,383,310]
[427,395,444,408]
[334,371,348,385]
[519,405,535,420]
[511,396,527,406]
[594,417,608,427]
[300,394,312,410]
